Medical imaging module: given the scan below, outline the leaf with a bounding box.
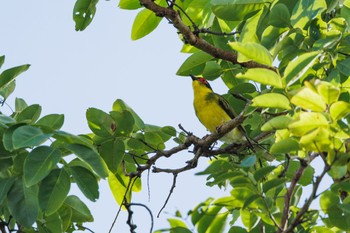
[0,80,16,100]
[236,68,283,88]
[86,108,115,137]
[110,110,135,136]
[99,139,125,173]
[261,116,292,131]
[291,0,327,29]
[64,195,93,222]
[35,114,64,130]
[337,58,350,76]
[7,178,39,227]
[73,0,99,31]
[328,165,347,180]
[16,104,42,123]
[263,178,286,193]
[240,155,256,168]
[176,51,213,76]
[119,0,141,9]
[70,166,99,201]
[39,169,71,215]
[229,42,273,66]
[290,87,327,112]
[316,81,340,104]
[0,55,4,69]
[203,61,222,80]
[289,112,329,136]
[270,138,300,154]
[253,166,276,181]
[167,218,191,232]
[300,128,331,152]
[211,0,266,21]
[12,125,52,149]
[330,101,350,121]
[206,211,228,233]
[24,146,62,187]
[161,126,177,137]
[0,177,15,204]
[108,170,131,207]
[131,8,162,40]
[0,64,30,89]
[269,3,290,28]
[251,93,291,110]
[15,97,28,112]
[240,209,258,231]
[197,206,223,233]
[283,51,320,86]
[66,143,108,178]
[44,212,63,233]
[112,99,144,131]
[328,204,350,230]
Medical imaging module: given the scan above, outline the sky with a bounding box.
[0,1,229,232]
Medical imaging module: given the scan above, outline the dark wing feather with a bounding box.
[217,94,236,119]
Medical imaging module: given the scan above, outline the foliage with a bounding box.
[2,0,350,232]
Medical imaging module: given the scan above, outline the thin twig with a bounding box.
[157,173,178,217]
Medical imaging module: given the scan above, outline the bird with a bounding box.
[190,75,248,144]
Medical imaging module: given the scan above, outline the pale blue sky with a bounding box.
[0,1,228,232]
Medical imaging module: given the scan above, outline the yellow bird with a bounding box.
[190,75,247,144]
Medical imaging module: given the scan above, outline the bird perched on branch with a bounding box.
[190,75,248,144]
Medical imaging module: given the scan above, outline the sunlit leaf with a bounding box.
[291,0,327,29]
[112,99,144,131]
[211,0,266,21]
[290,87,326,112]
[251,93,291,110]
[261,116,292,131]
[300,127,331,152]
[317,81,340,104]
[269,3,291,28]
[330,101,350,121]
[229,42,273,66]
[86,108,114,137]
[119,0,141,9]
[283,51,320,86]
[270,138,299,154]
[289,112,328,136]
[236,68,283,88]
[131,8,162,40]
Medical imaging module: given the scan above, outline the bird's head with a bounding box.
[190,75,212,91]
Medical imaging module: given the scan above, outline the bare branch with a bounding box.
[157,173,178,217]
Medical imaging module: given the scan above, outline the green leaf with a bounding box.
[12,125,52,149]
[0,177,15,204]
[108,170,131,206]
[58,205,73,232]
[44,212,63,233]
[7,178,39,227]
[317,81,340,104]
[229,42,273,66]
[176,51,213,76]
[211,0,266,21]
[66,143,108,178]
[288,112,328,136]
[24,146,62,187]
[269,3,290,28]
[64,195,93,222]
[203,61,222,80]
[270,138,300,154]
[206,211,228,233]
[240,209,258,231]
[328,165,347,180]
[86,108,115,137]
[0,80,16,100]
[291,0,327,29]
[16,104,42,123]
[35,114,64,130]
[110,110,135,136]
[338,58,350,76]
[263,178,286,193]
[310,226,335,233]
[39,169,71,215]
[73,0,99,31]
[251,93,291,110]
[228,226,248,233]
[112,99,144,131]
[0,64,30,89]
[330,101,350,121]
[131,8,162,40]
[168,218,191,232]
[253,166,276,181]
[0,55,5,68]
[161,126,177,137]
[3,125,21,151]
[119,0,141,9]
[290,87,327,112]
[329,204,350,230]
[99,139,125,173]
[236,68,283,88]
[197,206,223,233]
[70,166,99,202]
[300,127,331,151]
[283,51,320,86]
[261,116,292,131]
[15,97,28,112]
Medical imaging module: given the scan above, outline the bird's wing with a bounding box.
[216,94,236,119]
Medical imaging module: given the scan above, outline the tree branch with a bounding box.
[138,0,276,71]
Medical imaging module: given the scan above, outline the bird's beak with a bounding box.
[190,75,197,81]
